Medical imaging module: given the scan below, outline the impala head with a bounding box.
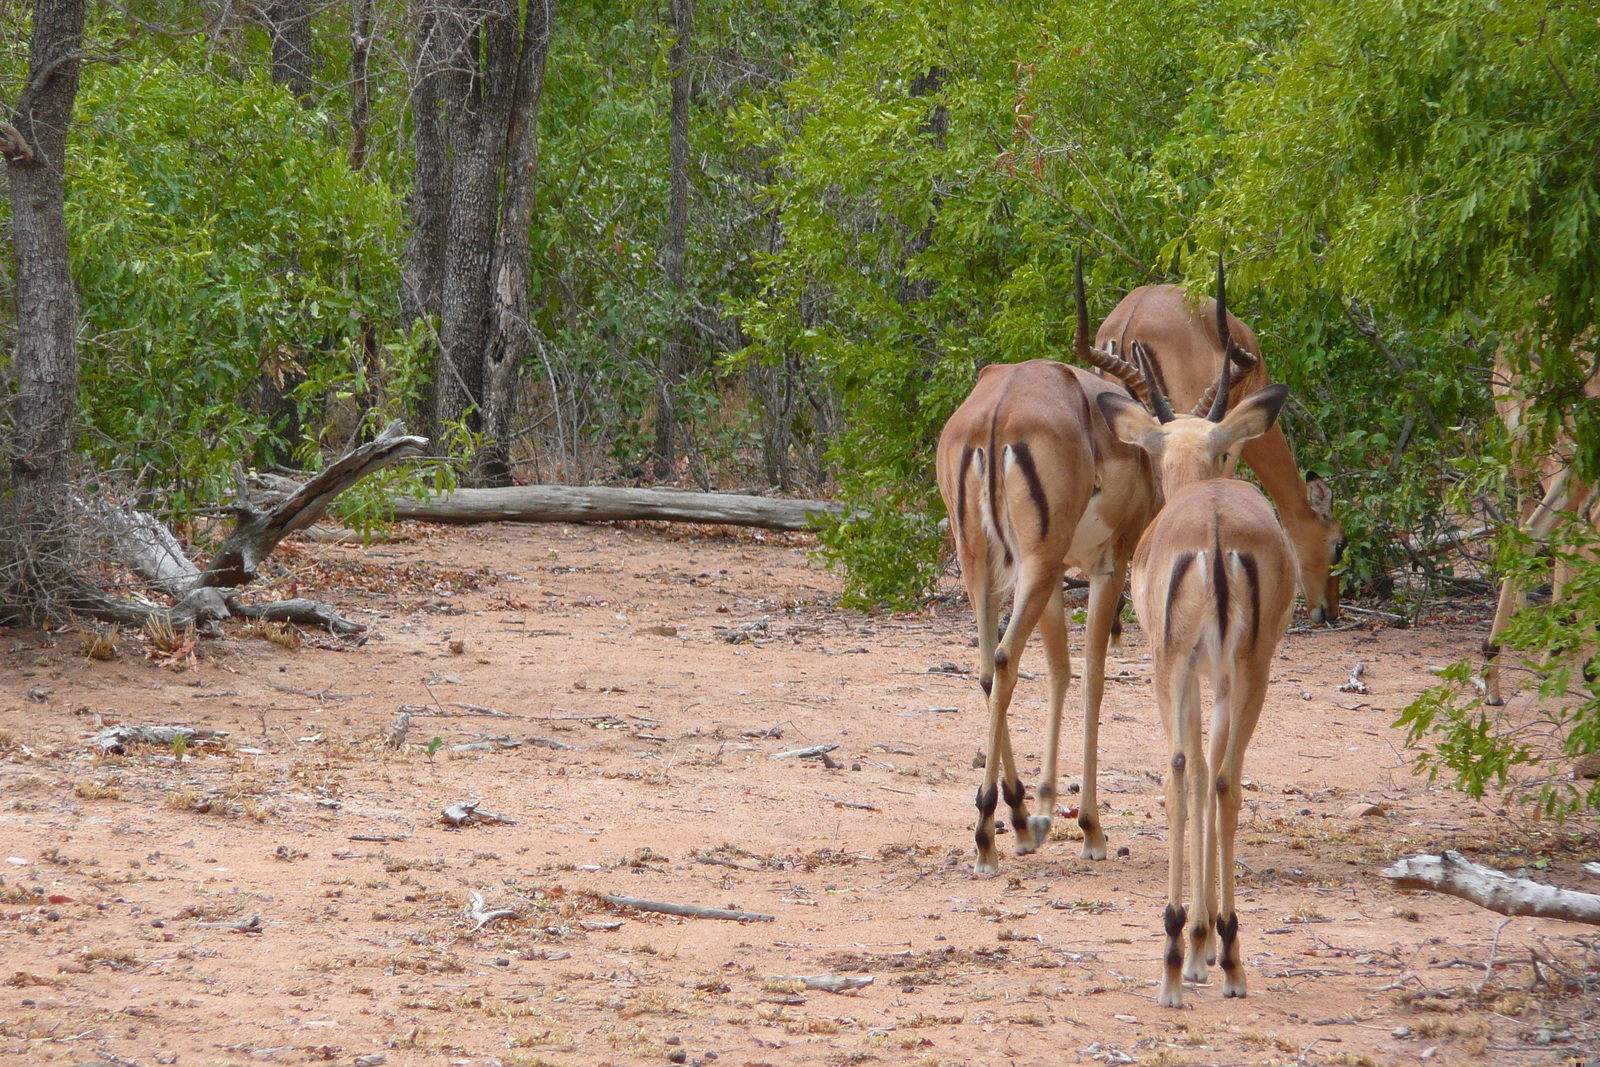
[1303,472,1344,624]
[1096,378,1289,499]
[1094,254,1290,497]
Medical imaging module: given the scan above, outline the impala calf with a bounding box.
[1096,261,1297,1007]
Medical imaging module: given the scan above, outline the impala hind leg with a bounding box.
[1485,468,1575,705]
[1215,670,1267,998]
[1158,658,1203,1008]
[1075,565,1126,861]
[1021,580,1071,853]
[978,567,1062,871]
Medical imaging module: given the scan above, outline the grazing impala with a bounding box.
[935,253,1166,875]
[1482,347,1600,705]
[1096,258,1297,1007]
[1096,284,1345,623]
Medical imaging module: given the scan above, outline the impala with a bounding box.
[1095,283,1344,623]
[1482,348,1600,705]
[1096,258,1298,1007]
[935,253,1167,874]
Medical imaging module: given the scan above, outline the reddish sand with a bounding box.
[1,520,1594,1067]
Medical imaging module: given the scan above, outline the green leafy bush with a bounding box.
[67,51,402,510]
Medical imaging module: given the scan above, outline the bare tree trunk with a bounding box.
[478,0,556,487]
[402,3,449,328]
[349,0,375,171]
[431,0,520,438]
[5,0,85,489]
[263,0,317,107]
[653,0,694,482]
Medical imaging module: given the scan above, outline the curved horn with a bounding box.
[1205,252,1234,422]
[1074,248,1153,406]
[1132,340,1176,423]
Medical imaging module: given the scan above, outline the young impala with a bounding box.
[1095,258,1298,1007]
[935,253,1165,875]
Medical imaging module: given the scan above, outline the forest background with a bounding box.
[1,0,1598,813]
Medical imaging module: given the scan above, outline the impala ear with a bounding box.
[1096,390,1163,454]
[1208,383,1288,457]
[1306,471,1334,521]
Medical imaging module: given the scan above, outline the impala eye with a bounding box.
[1332,538,1348,564]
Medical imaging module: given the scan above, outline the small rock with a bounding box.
[851,762,862,771]
[151,919,165,928]
[1391,1026,1410,1039]
[1420,1047,1437,1060]
[1531,1029,1553,1046]
[667,1050,687,1065]
[1340,802,1388,819]
[1116,846,1130,858]
[495,958,510,967]
[1299,689,1312,701]
[664,1037,682,1046]
[45,911,59,921]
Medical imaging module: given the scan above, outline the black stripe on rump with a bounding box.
[956,445,973,547]
[1236,551,1260,650]
[1164,551,1196,648]
[1008,441,1050,541]
[1213,529,1230,641]
[987,410,1012,569]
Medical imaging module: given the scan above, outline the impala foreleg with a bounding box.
[1076,567,1125,860]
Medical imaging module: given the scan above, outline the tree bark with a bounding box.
[389,484,840,531]
[263,0,317,107]
[349,0,375,171]
[478,0,557,487]
[431,0,521,436]
[653,0,695,482]
[402,3,449,327]
[1384,851,1600,926]
[5,0,86,488]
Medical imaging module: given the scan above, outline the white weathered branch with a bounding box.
[390,484,840,532]
[1383,850,1600,926]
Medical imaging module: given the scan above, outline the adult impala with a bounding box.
[1482,346,1600,705]
[1096,258,1298,1007]
[935,254,1169,874]
[1095,283,1345,623]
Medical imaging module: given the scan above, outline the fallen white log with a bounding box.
[390,484,841,532]
[1406,525,1494,556]
[88,724,231,754]
[763,974,874,994]
[1383,850,1600,926]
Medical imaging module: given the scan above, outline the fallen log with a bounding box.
[1383,850,1600,926]
[200,420,427,587]
[600,894,775,923]
[389,484,841,532]
[226,597,365,635]
[89,724,231,754]
[763,974,874,994]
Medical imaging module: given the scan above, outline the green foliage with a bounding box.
[66,48,402,511]
[742,0,1313,602]
[1397,525,1600,821]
